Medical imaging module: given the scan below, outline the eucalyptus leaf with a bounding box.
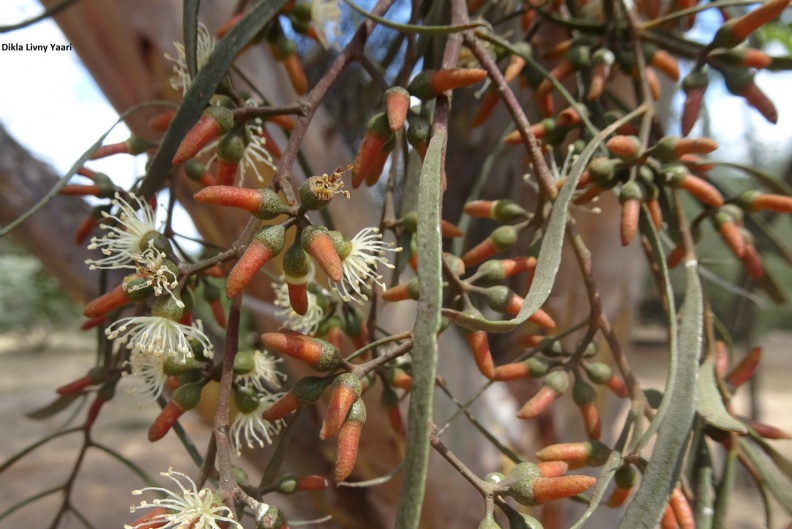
[618,258,701,529]
[139,0,288,198]
[695,357,746,433]
[740,438,792,515]
[395,133,444,529]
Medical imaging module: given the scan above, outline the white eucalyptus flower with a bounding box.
[330,227,402,304]
[126,468,242,529]
[229,393,284,456]
[235,350,287,394]
[86,193,159,270]
[273,279,325,335]
[107,315,213,364]
[165,23,216,95]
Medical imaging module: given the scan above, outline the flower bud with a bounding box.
[606,135,641,162]
[464,330,496,380]
[302,225,342,282]
[473,256,536,286]
[725,345,761,389]
[261,332,342,372]
[537,460,569,478]
[226,224,286,298]
[619,181,644,247]
[184,159,215,187]
[56,366,108,395]
[173,105,234,166]
[462,225,518,267]
[83,279,152,318]
[709,0,790,49]
[535,440,611,469]
[606,464,637,508]
[736,190,792,214]
[352,113,393,188]
[588,157,621,189]
[407,68,487,100]
[277,38,308,94]
[384,86,410,131]
[463,199,528,221]
[335,398,366,482]
[276,473,329,494]
[148,380,204,441]
[382,278,420,302]
[724,69,778,124]
[320,373,363,440]
[406,112,431,158]
[91,135,151,160]
[662,164,723,207]
[572,377,601,439]
[283,244,312,315]
[653,136,718,162]
[148,109,177,132]
[262,376,333,421]
[194,186,285,220]
[713,210,746,258]
[681,69,710,136]
[517,370,569,419]
[381,385,404,435]
[215,130,245,186]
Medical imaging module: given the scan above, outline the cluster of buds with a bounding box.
[353,68,486,187]
[492,461,597,507]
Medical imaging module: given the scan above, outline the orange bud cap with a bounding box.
[384,87,410,131]
[472,90,500,128]
[148,401,186,442]
[606,374,629,398]
[335,420,363,482]
[740,244,764,278]
[536,460,569,478]
[647,199,663,230]
[83,284,133,318]
[148,109,177,132]
[262,391,301,421]
[744,417,792,440]
[466,330,496,379]
[226,240,274,298]
[493,361,532,381]
[669,487,695,529]
[302,228,342,282]
[320,374,362,440]
[531,475,596,504]
[283,53,308,95]
[620,199,641,247]
[440,219,464,238]
[173,107,234,166]
[427,68,487,95]
[516,386,559,419]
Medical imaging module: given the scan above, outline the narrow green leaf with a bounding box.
[183,0,201,79]
[618,258,701,529]
[25,393,83,421]
[442,107,644,333]
[749,430,792,481]
[695,357,746,433]
[139,0,288,198]
[632,209,678,452]
[740,438,792,515]
[394,134,444,529]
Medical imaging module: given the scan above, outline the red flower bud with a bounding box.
[262,333,342,372]
[302,225,342,282]
[517,371,569,419]
[462,225,518,267]
[148,381,204,441]
[335,399,366,482]
[384,86,410,131]
[226,224,286,298]
[465,330,496,380]
[352,113,393,189]
[320,373,363,440]
[725,345,761,388]
[535,440,611,469]
[407,68,487,100]
[173,106,235,166]
[194,186,285,219]
[148,109,177,132]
